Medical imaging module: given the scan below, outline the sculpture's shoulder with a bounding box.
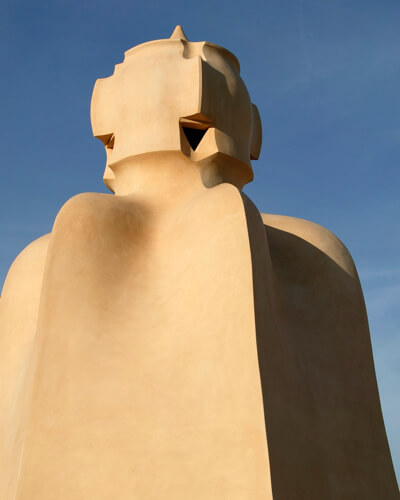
[1,192,109,299]
[53,192,134,237]
[1,233,51,300]
[53,192,111,225]
[56,191,112,213]
[260,213,358,282]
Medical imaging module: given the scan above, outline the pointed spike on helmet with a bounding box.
[170,25,189,41]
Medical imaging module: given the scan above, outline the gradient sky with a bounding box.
[1,0,399,481]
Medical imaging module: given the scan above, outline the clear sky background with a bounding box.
[1,0,399,482]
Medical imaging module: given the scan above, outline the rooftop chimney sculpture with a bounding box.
[0,27,398,499]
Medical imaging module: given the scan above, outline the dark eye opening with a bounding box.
[182,126,208,151]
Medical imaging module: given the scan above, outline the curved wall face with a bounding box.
[14,183,272,500]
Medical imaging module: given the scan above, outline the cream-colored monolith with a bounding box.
[0,27,398,499]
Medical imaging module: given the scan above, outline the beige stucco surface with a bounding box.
[0,26,398,499]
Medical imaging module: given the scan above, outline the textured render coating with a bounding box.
[0,26,398,499]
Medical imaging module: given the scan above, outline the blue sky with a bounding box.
[1,0,399,481]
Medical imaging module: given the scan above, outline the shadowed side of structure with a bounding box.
[242,193,399,499]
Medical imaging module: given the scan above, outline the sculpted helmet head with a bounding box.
[91,26,262,191]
